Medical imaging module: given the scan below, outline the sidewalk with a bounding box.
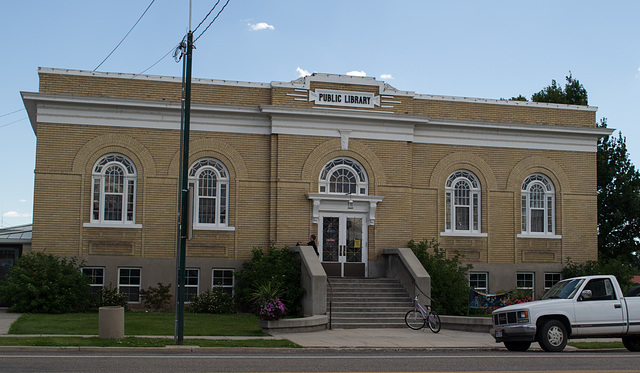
[0,309,501,349]
[273,328,500,349]
[0,310,20,336]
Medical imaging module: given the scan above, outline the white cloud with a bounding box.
[3,211,31,218]
[19,199,27,203]
[248,22,275,31]
[296,67,311,78]
[346,71,367,77]
[380,74,394,79]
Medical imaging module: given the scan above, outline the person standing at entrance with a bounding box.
[297,234,318,256]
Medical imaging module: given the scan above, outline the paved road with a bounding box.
[0,348,638,372]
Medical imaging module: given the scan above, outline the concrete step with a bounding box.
[331,295,408,302]
[330,321,408,329]
[329,306,412,313]
[326,277,412,329]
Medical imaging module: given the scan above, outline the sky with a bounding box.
[2,0,640,228]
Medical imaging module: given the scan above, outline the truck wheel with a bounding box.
[504,341,531,352]
[622,336,640,352]
[538,319,568,352]
[626,286,640,297]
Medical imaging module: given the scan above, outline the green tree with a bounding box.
[509,95,528,102]
[0,252,91,313]
[531,72,588,105]
[597,119,640,265]
[527,74,640,268]
[563,257,636,293]
[408,238,472,315]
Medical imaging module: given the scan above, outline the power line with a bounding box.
[0,116,28,129]
[132,44,181,78]
[130,0,230,77]
[93,0,157,71]
[0,109,24,118]
[192,0,221,34]
[194,0,231,43]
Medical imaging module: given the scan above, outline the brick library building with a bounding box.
[22,67,609,304]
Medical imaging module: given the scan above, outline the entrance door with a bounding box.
[320,214,367,277]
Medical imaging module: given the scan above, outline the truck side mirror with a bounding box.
[580,289,592,300]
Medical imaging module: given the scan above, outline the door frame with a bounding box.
[318,212,368,277]
[306,193,383,278]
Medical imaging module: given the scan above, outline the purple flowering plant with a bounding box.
[250,281,288,320]
[257,297,287,321]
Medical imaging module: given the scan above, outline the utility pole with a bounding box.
[176,30,193,345]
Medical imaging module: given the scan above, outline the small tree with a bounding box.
[408,238,472,316]
[0,252,91,313]
[140,282,173,312]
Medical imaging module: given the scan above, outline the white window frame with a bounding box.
[188,158,234,231]
[85,153,141,228]
[544,272,562,290]
[469,272,488,292]
[185,268,200,303]
[319,158,368,196]
[82,266,105,295]
[118,267,141,303]
[519,174,560,238]
[443,170,485,236]
[212,268,235,295]
[517,272,535,296]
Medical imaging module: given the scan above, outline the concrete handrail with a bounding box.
[291,245,327,316]
[382,248,431,305]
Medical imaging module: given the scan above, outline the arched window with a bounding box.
[445,170,481,233]
[319,158,368,195]
[521,174,555,235]
[189,158,229,227]
[91,153,137,224]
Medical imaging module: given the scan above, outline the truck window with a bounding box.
[582,278,617,301]
[542,278,584,299]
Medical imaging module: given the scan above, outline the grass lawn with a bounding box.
[1,312,301,348]
[0,336,299,348]
[568,341,625,349]
[9,312,265,336]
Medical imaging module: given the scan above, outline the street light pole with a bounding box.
[176,30,193,345]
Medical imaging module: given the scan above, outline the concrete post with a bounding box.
[99,306,124,339]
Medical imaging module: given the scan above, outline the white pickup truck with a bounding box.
[491,275,640,352]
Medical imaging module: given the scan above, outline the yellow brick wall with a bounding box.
[31,72,599,271]
[39,71,595,128]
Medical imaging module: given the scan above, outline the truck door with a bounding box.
[573,278,626,336]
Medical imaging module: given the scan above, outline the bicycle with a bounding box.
[405,294,441,333]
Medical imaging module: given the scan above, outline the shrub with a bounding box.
[235,244,304,316]
[140,282,173,312]
[408,238,473,316]
[95,283,129,309]
[0,252,91,313]
[504,288,534,306]
[562,257,637,293]
[187,287,237,314]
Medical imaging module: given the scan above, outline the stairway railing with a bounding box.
[327,278,333,330]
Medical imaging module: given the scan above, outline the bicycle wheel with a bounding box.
[427,309,441,333]
[405,310,426,330]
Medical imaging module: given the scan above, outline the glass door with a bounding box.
[320,214,366,277]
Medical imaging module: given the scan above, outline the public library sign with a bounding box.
[309,89,380,109]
